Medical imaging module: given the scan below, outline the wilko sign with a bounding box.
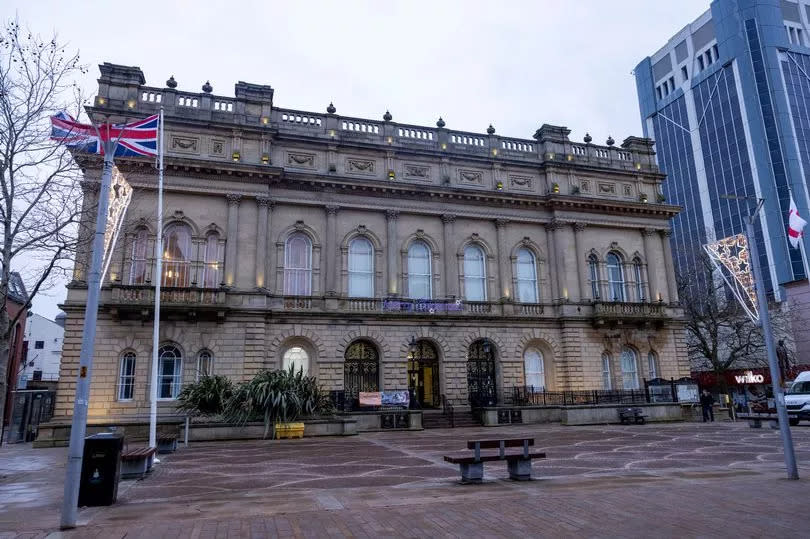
[734,370,765,384]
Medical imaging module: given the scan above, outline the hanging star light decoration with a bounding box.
[703,234,759,322]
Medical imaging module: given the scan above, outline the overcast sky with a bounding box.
[13,0,708,320]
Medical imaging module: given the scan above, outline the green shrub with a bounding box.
[176,375,233,417]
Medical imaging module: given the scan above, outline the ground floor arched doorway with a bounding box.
[344,340,379,408]
[467,339,497,407]
[407,339,440,408]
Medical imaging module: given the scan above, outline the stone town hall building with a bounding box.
[54,63,689,422]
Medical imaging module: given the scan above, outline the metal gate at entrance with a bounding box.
[467,339,497,407]
[407,339,440,408]
[344,340,379,408]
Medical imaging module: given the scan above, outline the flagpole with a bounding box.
[60,138,115,530]
[149,107,164,451]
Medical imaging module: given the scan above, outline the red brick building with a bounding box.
[3,272,29,428]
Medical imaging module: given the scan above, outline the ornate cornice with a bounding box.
[256,195,274,208]
[573,222,587,233]
[325,204,340,215]
[495,218,510,228]
[226,193,242,206]
[386,209,400,221]
[441,213,456,224]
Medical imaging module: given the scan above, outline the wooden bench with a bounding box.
[738,413,779,429]
[157,435,177,454]
[619,407,648,425]
[121,447,156,479]
[443,438,546,483]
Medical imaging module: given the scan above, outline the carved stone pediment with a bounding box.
[287,152,316,168]
[346,158,375,175]
[171,135,199,154]
[458,169,484,184]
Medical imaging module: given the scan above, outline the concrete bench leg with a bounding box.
[459,462,484,484]
[158,439,177,454]
[507,458,532,481]
[748,419,761,428]
[769,420,779,430]
[121,458,149,479]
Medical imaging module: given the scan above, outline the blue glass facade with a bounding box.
[650,97,705,284]
[692,64,772,291]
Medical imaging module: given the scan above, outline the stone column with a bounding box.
[325,205,339,295]
[224,194,241,287]
[255,196,273,288]
[642,228,661,302]
[549,219,568,301]
[544,220,562,301]
[441,214,457,298]
[661,229,678,303]
[386,210,399,296]
[495,219,511,300]
[573,223,588,301]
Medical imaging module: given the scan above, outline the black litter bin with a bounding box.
[78,432,124,506]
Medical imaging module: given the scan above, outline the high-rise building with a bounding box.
[634,0,810,298]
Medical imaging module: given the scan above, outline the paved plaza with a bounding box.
[2,422,810,538]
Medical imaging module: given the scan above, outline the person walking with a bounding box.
[700,389,715,422]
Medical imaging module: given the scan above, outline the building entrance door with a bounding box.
[467,339,497,407]
[407,340,440,408]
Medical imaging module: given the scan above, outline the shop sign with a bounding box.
[734,371,765,384]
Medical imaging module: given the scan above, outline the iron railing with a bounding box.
[511,387,651,406]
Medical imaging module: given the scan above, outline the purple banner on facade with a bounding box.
[382,298,463,313]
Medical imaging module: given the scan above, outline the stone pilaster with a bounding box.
[73,181,100,283]
[661,229,678,303]
[642,228,662,302]
[546,219,566,301]
[386,210,399,296]
[325,205,339,295]
[224,194,241,287]
[573,222,587,302]
[441,214,457,298]
[495,219,511,301]
[255,196,273,288]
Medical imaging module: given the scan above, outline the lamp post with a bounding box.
[721,194,798,480]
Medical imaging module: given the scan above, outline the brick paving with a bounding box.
[2,422,810,538]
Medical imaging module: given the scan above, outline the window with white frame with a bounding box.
[464,245,487,301]
[348,237,374,297]
[589,255,600,299]
[516,248,538,303]
[647,351,659,380]
[162,223,192,287]
[201,233,221,288]
[407,241,432,299]
[282,346,310,375]
[524,347,545,391]
[118,352,136,401]
[196,350,213,380]
[621,347,640,390]
[129,228,149,285]
[602,352,613,390]
[633,258,645,302]
[283,233,312,295]
[606,252,625,302]
[158,345,183,399]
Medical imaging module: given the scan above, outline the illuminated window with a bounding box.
[282,346,309,375]
[129,228,149,285]
[118,352,136,401]
[407,241,432,299]
[621,347,640,390]
[348,237,374,297]
[524,347,545,390]
[283,233,312,295]
[201,233,220,288]
[464,245,486,301]
[162,223,192,287]
[158,345,183,399]
[516,248,538,303]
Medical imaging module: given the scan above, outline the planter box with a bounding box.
[275,422,305,439]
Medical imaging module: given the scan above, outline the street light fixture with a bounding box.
[719,193,798,480]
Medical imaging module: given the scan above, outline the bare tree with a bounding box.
[0,19,88,429]
[679,253,792,391]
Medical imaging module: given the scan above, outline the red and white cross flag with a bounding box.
[788,195,808,248]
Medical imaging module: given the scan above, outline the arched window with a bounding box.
[588,254,600,299]
[196,350,213,380]
[516,248,538,303]
[464,245,487,301]
[129,228,149,285]
[284,233,312,296]
[523,347,545,391]
[407,241,432,299]
[621,347,639,390]
[647,351,659,380]
[606,252,625,302]
[201,233,221,289]
[282,346,310,375]
[162,223,192,287]
[633,258,645,302]
[118,352,136,401]
[158,344,183,399]
[348,237,374,297]
[602,352,613,390]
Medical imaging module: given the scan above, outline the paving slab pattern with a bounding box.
[1,422,810,538]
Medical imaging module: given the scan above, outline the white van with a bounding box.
[785,371,810,426]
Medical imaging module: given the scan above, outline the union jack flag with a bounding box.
[50,112,159,157]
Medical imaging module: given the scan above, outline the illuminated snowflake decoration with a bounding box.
[100,166,133,285]
[703,233,758,322]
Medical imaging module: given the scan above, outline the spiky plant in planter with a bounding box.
[177,375,234,417]
[224,366,304,439]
